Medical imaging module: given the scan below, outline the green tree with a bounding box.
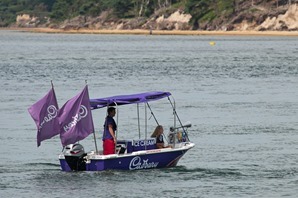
[101,0,134,18]
[185,0,211,29]
[78,0,102,16]
[50,0,72,21]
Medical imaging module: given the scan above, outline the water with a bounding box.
[0,30,298,197]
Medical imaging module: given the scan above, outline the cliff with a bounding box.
[13,2,298,31]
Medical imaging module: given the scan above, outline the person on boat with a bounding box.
[151,125,172,149]
[102,107,117,155]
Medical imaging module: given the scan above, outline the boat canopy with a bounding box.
[90,91,171,110]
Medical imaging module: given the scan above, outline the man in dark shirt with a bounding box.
[102,107,117,155]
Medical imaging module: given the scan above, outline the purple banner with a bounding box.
[58,85,94,146]
[28,88,59,147]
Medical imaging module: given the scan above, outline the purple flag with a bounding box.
[28,88,60,147]
[58,85,94,146]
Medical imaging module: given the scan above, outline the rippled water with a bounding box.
[0,30,298,197]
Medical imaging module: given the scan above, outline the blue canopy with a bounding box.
[90,91,171,110]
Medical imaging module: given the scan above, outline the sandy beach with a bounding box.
[1,27,298,36]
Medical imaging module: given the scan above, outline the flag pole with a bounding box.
[50,80,62,149]
[86,80,99,154]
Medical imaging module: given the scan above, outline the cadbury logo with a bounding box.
[63,105,88,132]
[129,156,159,170]
[39,105,58,130]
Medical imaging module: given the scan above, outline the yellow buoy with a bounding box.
[209,41,216,46]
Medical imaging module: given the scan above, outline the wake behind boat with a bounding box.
[28,87,195,172]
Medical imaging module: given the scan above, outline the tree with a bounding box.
[50,0,72,21]
[39,0,56,11]
[185,0,211,29]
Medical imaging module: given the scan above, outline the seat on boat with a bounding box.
[116,144,126,154]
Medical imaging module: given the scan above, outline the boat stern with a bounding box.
[59,154,71,172]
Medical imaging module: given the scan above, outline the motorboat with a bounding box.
[58,91,195,171]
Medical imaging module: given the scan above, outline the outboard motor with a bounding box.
[63,143,87,171]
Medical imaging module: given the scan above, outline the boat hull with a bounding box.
[59,143,194,172]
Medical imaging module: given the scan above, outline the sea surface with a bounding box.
[0,30,297,198]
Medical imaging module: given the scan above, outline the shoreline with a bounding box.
[1,27,298,36]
